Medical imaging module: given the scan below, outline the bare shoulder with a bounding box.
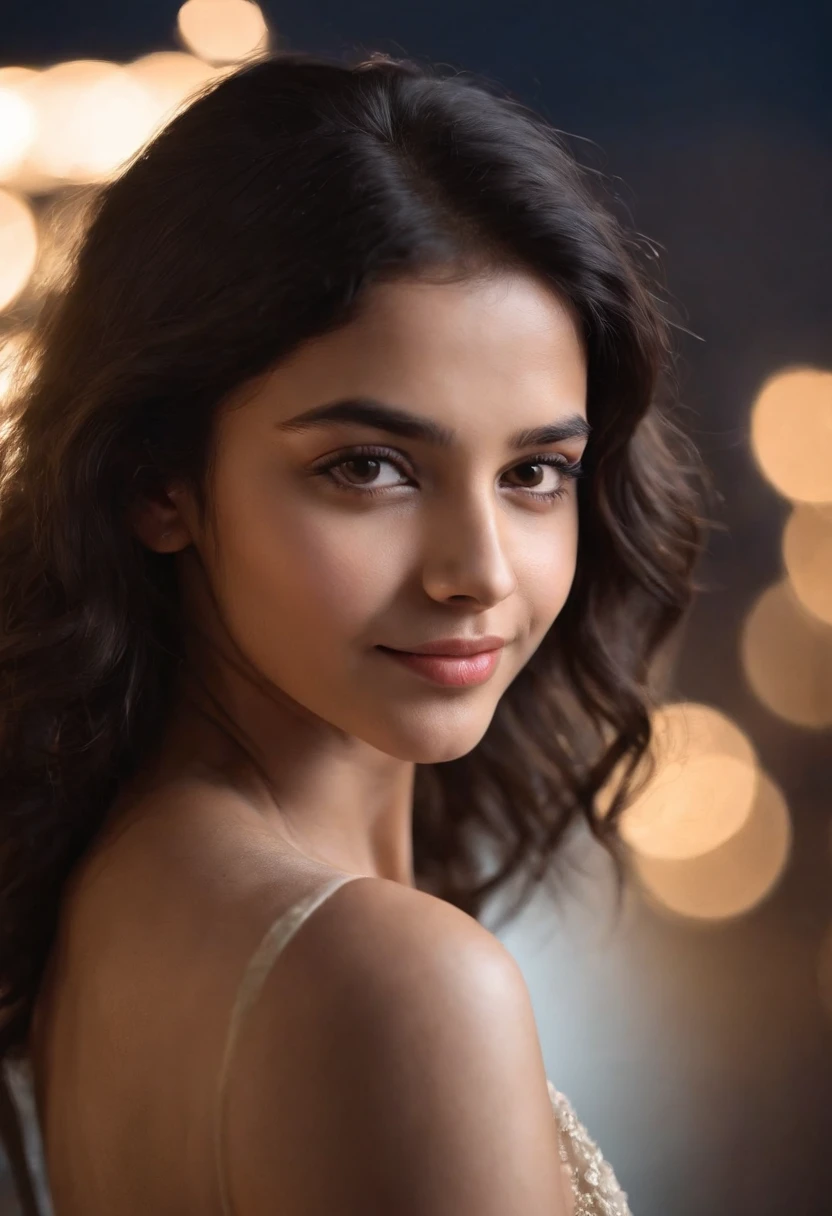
[291,872,517,985]
[223,876,570,1216]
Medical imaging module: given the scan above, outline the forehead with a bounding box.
[321,273,585,383]
[349,270,582,349]
[234,270,588,432]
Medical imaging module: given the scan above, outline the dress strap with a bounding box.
[214,872,363,1216]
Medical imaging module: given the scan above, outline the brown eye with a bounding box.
[339,457,387,485]
[314,446,413,496]
[502,455,584,502]
[506,462,551,489]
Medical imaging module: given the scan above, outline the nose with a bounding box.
[419,489,518,607]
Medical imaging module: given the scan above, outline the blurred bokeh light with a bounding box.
[751,365,832,505]
[612,701,759,863]
[24,60,157,185]
[176,0,270,64]
[0,189,38,310]
[632,769,792,921]
[741,579,832,728]
[0,69,37,181]
[595,701,798,923]
[783,502,832,627]
[622,753,758,862]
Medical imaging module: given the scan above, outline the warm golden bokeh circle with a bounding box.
[25,60,159,184]
[650,700,757,769]
[633,769,792,921]
[0,82,37,180]
[750,366,832,504]
[0,68,39,188]
[619,753,758,861]
[783,503,832,627]
[601,702,759,861]
[177,0,270,64]
[0,68,56,194]
[0,189,38,311]
[741,580,832,728]
[0,67,39,93]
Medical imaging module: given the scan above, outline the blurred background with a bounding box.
[0,2,830,1214]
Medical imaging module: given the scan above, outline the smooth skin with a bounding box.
[31,268,587,1214]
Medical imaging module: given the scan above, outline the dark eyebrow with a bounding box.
[277,396,591,450]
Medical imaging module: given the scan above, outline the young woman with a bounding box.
[0,49,706,1215]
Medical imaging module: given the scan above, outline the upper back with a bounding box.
[28,781,570,1215]
[27,780,377,1215]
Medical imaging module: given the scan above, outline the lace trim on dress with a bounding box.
[547,1079,633,1215]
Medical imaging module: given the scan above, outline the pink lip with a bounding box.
[376,646,503,687]
[383,636,506,657]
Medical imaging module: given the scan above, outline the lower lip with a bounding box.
[376,646,503,687]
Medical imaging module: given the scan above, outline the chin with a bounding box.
[368,713,494,765]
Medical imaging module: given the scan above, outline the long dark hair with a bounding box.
[0,49,708,1076]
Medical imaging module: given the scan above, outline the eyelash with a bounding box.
[311,444,585,503]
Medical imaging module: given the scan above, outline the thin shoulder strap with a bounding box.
[214,872,363,1216]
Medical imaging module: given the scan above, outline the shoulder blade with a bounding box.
[222,877,570,1215]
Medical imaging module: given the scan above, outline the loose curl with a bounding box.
[0,50,709,1077]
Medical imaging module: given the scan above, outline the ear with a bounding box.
[128,484,196,554]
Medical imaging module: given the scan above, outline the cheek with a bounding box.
[208,487,403,662]
[522,502,579,617]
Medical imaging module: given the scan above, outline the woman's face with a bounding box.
[169,270,589,764]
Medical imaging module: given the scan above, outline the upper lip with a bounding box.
[380,636,506,657]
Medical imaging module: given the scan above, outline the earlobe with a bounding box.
[147,525,192,554]
[128,489,193,554]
